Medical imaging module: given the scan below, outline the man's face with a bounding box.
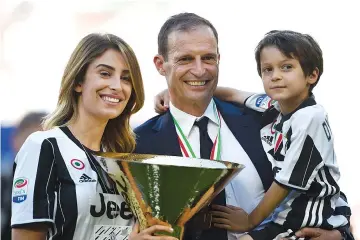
[161,26,219,109]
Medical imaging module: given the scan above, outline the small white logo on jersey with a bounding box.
[261,135,273,145]
[94,225,132,240]
[79,173,96,183]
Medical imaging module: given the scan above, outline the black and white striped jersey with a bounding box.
[11,126,135,239]
[245,94,349,230]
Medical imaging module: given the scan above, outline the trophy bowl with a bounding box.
[94,153,244,239]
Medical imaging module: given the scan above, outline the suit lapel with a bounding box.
[152,112,183,157]
[214,98,273,191]
[150,99,273,191]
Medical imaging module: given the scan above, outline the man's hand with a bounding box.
[281,228,342,240]
[210,204,251,232]
[129,222,178,240]
[154,89,170,114]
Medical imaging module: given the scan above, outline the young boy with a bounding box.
[211,30,349,239]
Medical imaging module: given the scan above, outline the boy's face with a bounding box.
[259,46,318,112]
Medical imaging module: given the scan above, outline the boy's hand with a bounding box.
[154,89,170,114]
[287,228,342,240]
[210,204,251,232]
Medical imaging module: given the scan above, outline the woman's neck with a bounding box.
[67,113,108,151]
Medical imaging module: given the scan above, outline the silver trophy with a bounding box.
[95,153,244,239]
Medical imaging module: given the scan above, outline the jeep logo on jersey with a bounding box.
[71,159,85,170]
[13,177,28,203]
[90,193,133,220]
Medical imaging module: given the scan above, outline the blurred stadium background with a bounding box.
[1,0,359,238]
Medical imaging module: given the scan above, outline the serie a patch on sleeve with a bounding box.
[254,94,276,110]
[12,177,29,203]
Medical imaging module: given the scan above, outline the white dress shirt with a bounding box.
[169,99,265,240]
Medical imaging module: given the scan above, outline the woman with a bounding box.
[11,33,177,240]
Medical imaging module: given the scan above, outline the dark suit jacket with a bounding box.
[133,98,273,239]
[134,98,273,190]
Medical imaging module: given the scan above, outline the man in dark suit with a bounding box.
[133,12,351,240]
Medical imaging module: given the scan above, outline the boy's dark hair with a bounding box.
[255,30,323,91]
[158,12,219,60]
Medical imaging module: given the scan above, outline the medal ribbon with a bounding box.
[172,102,222,160]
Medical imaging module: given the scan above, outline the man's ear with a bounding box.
[154,54,166,76]
[308,68,319,85]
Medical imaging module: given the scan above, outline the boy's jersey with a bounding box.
[245,94,349,230]
[11,126,135,240]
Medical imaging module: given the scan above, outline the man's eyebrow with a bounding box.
[174,54,193,60]
[96,64,115,71]
[203,53,217,57]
